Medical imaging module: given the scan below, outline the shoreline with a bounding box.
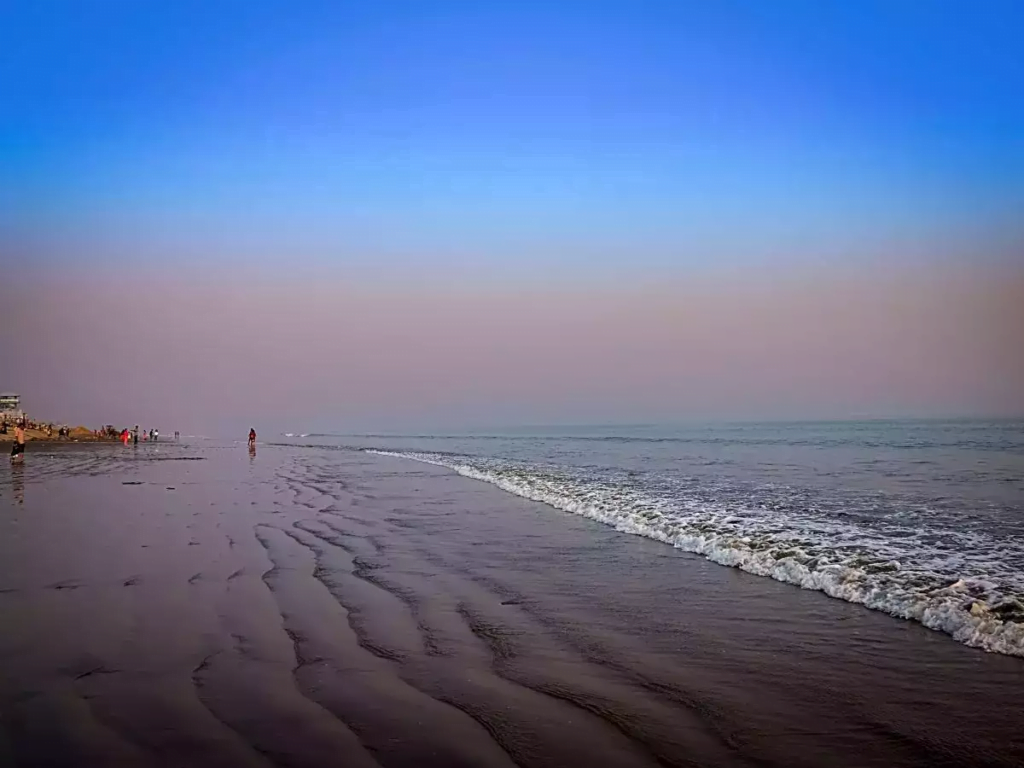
[3,440,132,455]
[368,449,1024,659]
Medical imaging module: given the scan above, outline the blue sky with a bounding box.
[3,0,1022,273]
[3,2,1024,427]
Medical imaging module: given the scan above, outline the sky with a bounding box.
[1,1,1022,432]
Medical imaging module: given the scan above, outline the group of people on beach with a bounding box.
[1,420,69,438]
[117,426,162,446]
[7,422,228,463]
[2,417,40,431]
[96,425,174,440]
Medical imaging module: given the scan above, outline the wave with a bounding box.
[367,449,1024,658]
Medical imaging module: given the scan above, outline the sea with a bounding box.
[289,419,1024,658]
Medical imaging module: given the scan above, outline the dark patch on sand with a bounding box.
[74,666,119,681]
[192,651,219,676]
[47,579,83,591]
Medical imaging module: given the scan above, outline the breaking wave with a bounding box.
[367,449,1024,658]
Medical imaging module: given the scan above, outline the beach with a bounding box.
[1,439,1023,768]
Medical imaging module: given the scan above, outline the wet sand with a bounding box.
[1,443,1022,768]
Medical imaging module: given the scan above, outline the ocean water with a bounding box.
[291,420,1024,658]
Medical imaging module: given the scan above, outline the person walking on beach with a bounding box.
[10,421,25,463]
[248,428,257,448]
[133,426,139,446]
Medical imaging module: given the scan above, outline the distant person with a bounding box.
[174,431,180,441]
[248,428,256,448]
[133,426,139,446]
[153,429,159,441]
[10,421,25,463]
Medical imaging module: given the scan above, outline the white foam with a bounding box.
[367,449,1024,659]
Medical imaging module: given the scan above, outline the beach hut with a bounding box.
[0,392,23,422]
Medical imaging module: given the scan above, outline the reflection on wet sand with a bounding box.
[10,463,23,504]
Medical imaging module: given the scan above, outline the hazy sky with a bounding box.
[2,1,1022,432]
